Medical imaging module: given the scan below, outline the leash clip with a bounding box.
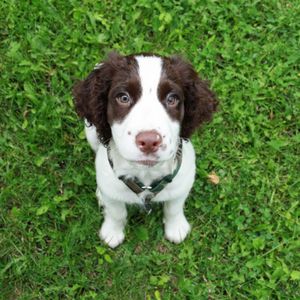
[142,194,154,214]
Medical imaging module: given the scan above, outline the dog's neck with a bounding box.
[108,140,178,186]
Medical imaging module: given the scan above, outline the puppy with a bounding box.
[73,52,217,248]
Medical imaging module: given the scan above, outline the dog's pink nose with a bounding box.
[135,130,162,154]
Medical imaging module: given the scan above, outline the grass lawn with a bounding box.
[1,0,299,299]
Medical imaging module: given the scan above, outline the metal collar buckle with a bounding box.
[142,185,152,190]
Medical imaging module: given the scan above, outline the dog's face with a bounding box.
[108,55,183,165]
[74,53,217,165]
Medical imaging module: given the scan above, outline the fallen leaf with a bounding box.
[208,171,220,185]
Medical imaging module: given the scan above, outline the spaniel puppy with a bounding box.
[73,52,217,248]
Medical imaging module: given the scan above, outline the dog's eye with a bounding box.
[116,93,131,105]
[166,93,179,107]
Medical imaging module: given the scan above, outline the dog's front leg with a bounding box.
[163,197,191,244]
[98,195,127,248]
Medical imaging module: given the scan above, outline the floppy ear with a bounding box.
[73,54,119,145]
[168,56,218,138]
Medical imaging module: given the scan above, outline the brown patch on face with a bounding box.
[158,78,184,122]
[107,58,141,124]
[161,56,218,138]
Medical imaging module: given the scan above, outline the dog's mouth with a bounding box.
[135,160,158,167]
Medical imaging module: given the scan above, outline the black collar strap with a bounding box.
[107,140,183,212]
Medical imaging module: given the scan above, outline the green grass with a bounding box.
[1,0,300,299]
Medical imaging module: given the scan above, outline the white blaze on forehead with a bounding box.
[135,55,162,98]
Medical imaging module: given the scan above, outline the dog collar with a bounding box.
[107,140,183,213]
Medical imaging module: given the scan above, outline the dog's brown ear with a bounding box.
[167,56,218,138]
[73,66,112,145]
[73,53,125,145]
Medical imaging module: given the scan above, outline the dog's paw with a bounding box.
[99,221,125,248]
[164,216,191,244]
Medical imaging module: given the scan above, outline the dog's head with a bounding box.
[73,52,218,165]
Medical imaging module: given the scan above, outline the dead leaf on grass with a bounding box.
[208,171,220,185]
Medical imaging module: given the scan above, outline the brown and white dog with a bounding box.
[73,52,217,248]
